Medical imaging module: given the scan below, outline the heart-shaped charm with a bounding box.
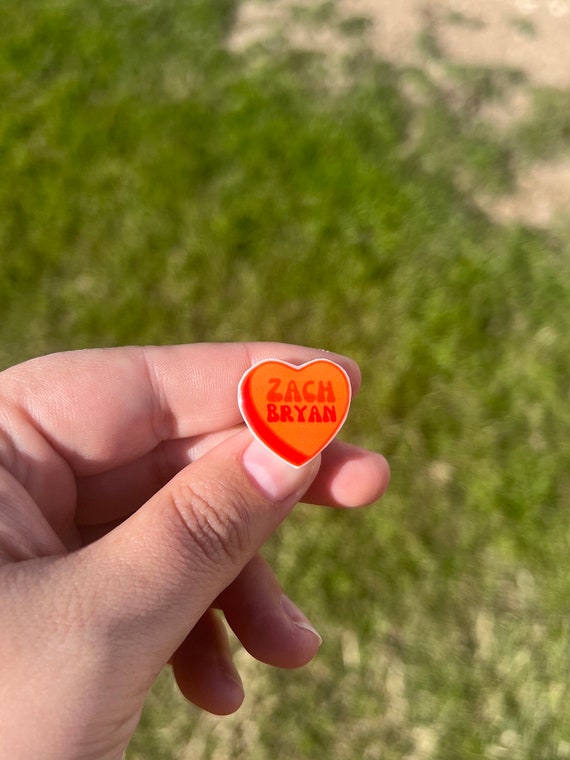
[238,358,352,467]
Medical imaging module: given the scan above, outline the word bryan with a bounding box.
[238,358,351,467]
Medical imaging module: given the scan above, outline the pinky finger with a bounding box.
[171,608,244,715]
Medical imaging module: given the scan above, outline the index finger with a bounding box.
[0,343,361,476]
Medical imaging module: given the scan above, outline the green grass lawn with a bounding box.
[2,1,570,757]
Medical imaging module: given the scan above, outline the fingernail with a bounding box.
[218,652,244,692]
[280,594,323,647]
[242,439,317,502]
[216,653,245,712]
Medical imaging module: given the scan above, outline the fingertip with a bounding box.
[175,664,245,716]
[334,451,390,508]
[279,594,323,663]
[205,671,245,716]
[209,652,245,715]
[234,605,322,670]
[304,444,390,508]
[171,609,245,716]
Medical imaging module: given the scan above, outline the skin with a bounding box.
[0,342,390,760]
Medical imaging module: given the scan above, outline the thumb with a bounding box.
[79,429,320,675]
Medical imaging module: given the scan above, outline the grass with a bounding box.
[2,1,570,757]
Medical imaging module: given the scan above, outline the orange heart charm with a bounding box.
[238,358,352,467]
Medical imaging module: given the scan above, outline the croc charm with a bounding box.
[238,358,352,467]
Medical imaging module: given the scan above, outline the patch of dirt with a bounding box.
[346,0,570,89]
[343,0,570,226]
[479,158,570,226]
[232,0,570,227]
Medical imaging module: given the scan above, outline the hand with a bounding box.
[0,342,389,760]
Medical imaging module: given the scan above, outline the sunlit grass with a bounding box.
[2,1,570,758]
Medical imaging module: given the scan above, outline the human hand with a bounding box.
[0,343,389,760]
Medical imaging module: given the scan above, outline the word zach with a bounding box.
[238,358,352,467]
[267,378,335,404]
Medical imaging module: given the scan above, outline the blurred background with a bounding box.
[2,1,570,757]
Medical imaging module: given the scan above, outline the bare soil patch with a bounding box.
[232,0,570,226]
[346,0,570,90]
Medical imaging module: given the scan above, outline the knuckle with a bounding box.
[166,476,251,567]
